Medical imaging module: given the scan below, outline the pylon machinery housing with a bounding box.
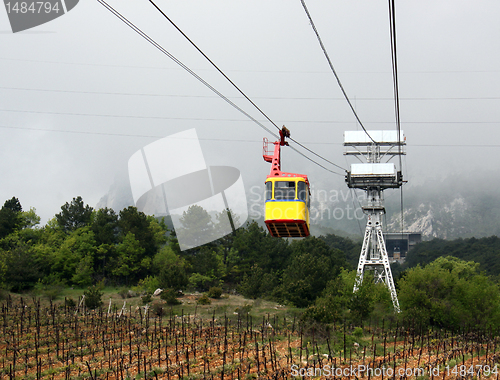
[344,130,406,312]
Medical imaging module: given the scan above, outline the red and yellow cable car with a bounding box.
[263,127,311,238]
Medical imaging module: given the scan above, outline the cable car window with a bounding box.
[265,182,272,200]
[274,181,296,200]
[307,185,310,208]
[297,182,307,201]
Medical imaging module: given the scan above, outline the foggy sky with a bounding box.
[0,0,499,224]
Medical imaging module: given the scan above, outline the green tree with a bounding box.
[50,227,97,285]
[399,256,500,329]
[405,236,500,278]
[19,207,41,229]
[91,208,119,245]
[303,270,351,323]
[91,208,119,281]
[320,234,362,268]
[281,237,346,307]
[185,246,225,290]
[0,197,23,238]
[72,254,95,287]
[56,196,93,232]
[3,197,22,213]
[177,205,215,249]
[0,239,41,292]
[84,285,103,310]
[304,269,392,324]
[230,221,289,283]
[118,207,157,257]
[238,264,265,299]
[238,264,280,299]
[154,246,189,290]
[112,232,146,283]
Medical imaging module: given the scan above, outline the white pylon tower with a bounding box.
[344,130,405,312]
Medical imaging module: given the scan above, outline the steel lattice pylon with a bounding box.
[344,130,406,312]
[353,198,400,312]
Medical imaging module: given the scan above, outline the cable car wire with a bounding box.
[289,137,346,171]
[299,0,376,144]
[96,0,277,139]
[147,0,281,134]
[388,0,405,235]
[97,0,346,175]
[288,145,344,175]
[147,0,347,173]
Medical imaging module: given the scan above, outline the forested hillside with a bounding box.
[0,196,350,309]
[1,196,499,329]
[403,236,500,278]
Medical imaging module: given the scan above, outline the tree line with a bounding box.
[0,196,499,330]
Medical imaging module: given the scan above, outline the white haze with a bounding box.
[0,0,499,224]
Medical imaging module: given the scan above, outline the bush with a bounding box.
[151,301,165,317]
[399,256,500,329]
[197,294,211,305]
[353,327,364,338]
[141,292,152,304]
[188,273,214,292]
[208,286,222,299]
[118,288,129,299]
[65,297,76,309]
[134,276,160,294]
[160,288,181,305]
[34,279,65,301]
[234,304,252,315]
[83,285,103,310]
[0,289,9,301]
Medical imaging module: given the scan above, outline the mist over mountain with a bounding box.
[97,169,500,241]
[385,172,500,239]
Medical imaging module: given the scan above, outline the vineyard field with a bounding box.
[0,295,499,379]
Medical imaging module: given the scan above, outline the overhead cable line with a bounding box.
[2,125,500,148]
[288,146,344,175]
[388,0,402,162]
[288,137,345,171]
[147,0,346,173]
[96,0,276,139]
[388,0,405,235]
[148,0,280,133]
[2,108,499,124]
[2,108,498,124]
[3,86,500,100]
[299,0,375,144]
[96,0,345,175]
[2,57,499,74]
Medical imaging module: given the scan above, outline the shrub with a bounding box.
[188,273,214,292]
[134,276,160,294]
[118,288,129,299]
[160,288,181,306]
[34,279,65,301]
[0,289,9,301]
[234,304,252,315]
[83,285,103,310]
[353,327,364,338]
[208,286,222,299]
[151,301,165,317]
[65,297,76,309]
[197,294,211,305]
[141,292,152,304]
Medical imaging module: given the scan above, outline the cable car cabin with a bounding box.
[264,176,311,238]
[263,127,311,238]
